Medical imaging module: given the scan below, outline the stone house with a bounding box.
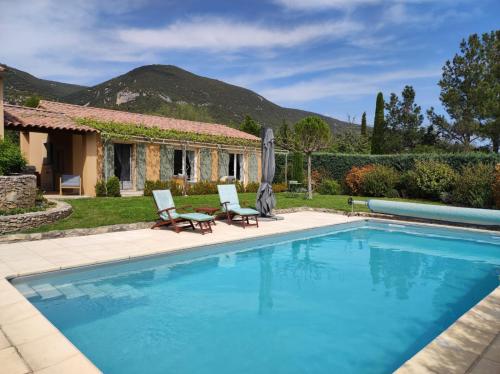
[2,94,261,196]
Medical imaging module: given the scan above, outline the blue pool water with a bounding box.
[12,221,500,374]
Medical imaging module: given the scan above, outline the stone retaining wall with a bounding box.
[0,175,36,210]
[0,200,72,234]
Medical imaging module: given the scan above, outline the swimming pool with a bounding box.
[11,220,500,374]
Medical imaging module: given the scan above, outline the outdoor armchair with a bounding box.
[217,184,259,228]
[152,189,214,234]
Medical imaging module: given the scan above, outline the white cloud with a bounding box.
[119,17,362,50]
[259,68,441,103]
[225,55,391,87]
[274,0,380,11]
[0,0,149,82]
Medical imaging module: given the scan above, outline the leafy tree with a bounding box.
[371,92,385,154]
[277,116,331,199]
[431,31,499,151]
[477,31,499,152]
[330,130,370,154]
[384,86,424,152]
[360,112,367,136]
[23,96,40,108]
[240,115,261,137]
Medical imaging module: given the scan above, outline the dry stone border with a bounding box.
[0,175,36,210]
[0,200,72,235]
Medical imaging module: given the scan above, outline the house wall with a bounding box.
[100,139,261,191]
[82,133,98,196]
[146,144,161,181]
[19,130,97,196]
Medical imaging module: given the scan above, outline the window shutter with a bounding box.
[160,145,175,181]
[136,143,146,190]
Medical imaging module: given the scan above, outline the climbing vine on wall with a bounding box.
[76,118,260,147]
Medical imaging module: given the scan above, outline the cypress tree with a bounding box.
[291,152,304,183]
[371,92,385,154]
[361,112,367,136]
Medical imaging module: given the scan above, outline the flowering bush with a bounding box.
[344,165,375,195]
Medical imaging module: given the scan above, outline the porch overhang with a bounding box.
[4,104,96,134]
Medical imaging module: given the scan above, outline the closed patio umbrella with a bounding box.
[256,127,276,217]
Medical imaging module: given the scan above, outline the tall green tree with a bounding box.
[330,130,370,154]
[291,152,304,183]
[23,96,40,108]
[384,86,424,152]
[360,112,367,136]
[371,92,385,154]
[477,31,499,152]
[277,116,331,199]
[240,115,261,137]
[430,31,499,151]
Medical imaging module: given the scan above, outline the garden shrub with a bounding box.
[189,181,218,195]
[0,138,26,175]
[385,188,400,199]
[144,180,169,196]
[361,165,400,197]
[493,164,500,209]
[276,152,500,181]
[452,163,495,208]
[95,180,107,197]
[400,171,420,198]
[144,180,183,196]
[411,160,457,199]
[344,165,375,195]
[105,176,121,197]
[317,179,341,195]
[245,182,260,193]
[272,183,287,193]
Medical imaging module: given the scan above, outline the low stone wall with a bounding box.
[0,200,72,234]
[0,175,36,210]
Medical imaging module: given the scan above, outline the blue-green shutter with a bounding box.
[104,141,114,181]
[200,148,212,181]
[136,143,146,190]
[248,152,258,182]
[160,145,175,181]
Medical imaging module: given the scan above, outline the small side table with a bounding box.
[194,207,219,225]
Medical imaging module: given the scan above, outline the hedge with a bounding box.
[274,153,500,182]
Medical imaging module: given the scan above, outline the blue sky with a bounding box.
[0,0,498,124]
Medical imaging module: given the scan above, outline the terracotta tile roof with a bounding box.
[4,104,96,133]
[39,100,260,141]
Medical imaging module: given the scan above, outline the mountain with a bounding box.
[2,65,86,102]
[3,64,355,132]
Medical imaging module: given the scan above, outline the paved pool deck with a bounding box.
[0,212,498,374]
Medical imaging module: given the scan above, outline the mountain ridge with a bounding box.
[2,63,356,133]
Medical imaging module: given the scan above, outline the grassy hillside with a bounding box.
[1,64,86,104]
[3,64,357,133]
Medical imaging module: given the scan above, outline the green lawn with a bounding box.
[22,193,439,233]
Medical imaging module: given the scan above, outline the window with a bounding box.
[229,153,242,180]
[173,149,196,181]
[174,150,183,175]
